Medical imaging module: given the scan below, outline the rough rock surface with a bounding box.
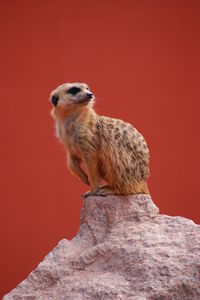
[4,194,200,300]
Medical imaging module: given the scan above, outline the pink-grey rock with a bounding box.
[3,194,200,299]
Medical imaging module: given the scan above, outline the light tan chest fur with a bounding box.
[55,116,96,161]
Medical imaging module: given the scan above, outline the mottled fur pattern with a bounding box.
[50,82,150,197]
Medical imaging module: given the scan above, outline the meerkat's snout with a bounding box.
[86,92,93,99]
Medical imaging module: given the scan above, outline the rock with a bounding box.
[3,194,200,299]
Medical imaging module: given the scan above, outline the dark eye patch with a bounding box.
[67,86,81,95]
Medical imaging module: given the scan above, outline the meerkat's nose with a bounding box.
[86,92,93,99]
[51,95,59,106]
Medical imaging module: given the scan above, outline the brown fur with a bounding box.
[50,82,150,197]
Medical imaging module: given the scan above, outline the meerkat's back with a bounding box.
[95,116,150,195]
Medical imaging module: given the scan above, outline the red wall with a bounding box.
[1,0,200,297]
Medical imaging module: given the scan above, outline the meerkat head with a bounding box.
[50,82,94,118]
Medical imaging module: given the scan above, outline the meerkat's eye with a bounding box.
[67,87,81,95]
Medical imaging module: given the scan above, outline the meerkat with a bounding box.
[50,82,150,198]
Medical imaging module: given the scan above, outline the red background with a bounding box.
[1,0,200,297]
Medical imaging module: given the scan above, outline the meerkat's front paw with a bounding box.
[95,185,114,196]
[81,186,115,199]
[81,190,96,199]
